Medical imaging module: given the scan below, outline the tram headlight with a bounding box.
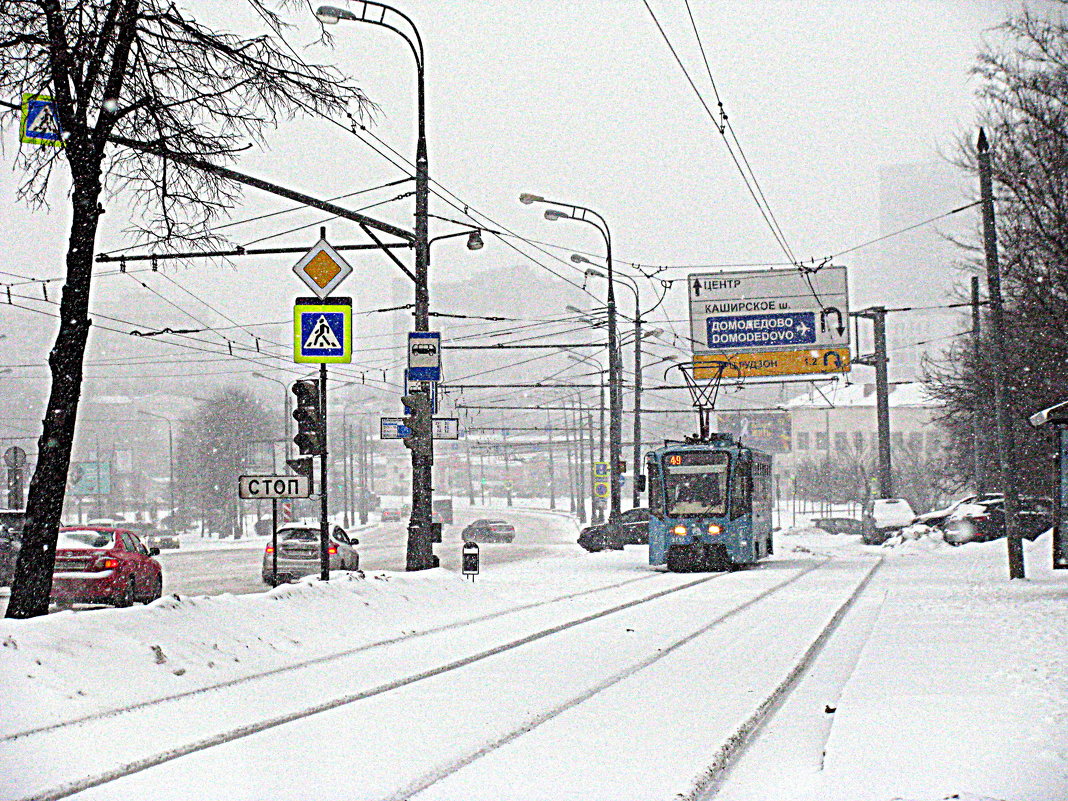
[672,525,688,538]
[707,524,722,536]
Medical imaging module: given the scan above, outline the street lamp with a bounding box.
[252,372,292,460]
[567,351,607,522]
[138,410,175,524]
[576,256,668,506]
[522,193,624,541]
[321,1,437,571]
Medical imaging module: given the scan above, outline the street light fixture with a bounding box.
[522,193,624,541]
[138,410,175,524]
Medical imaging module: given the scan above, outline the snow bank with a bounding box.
[0,547,651,737]
[0,570,511,735]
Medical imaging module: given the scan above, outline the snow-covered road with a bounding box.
[2,527,1065,801]
[1,549,878,801]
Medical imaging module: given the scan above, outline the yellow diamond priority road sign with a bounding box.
[292,238,353,299]
[694,348,851,379]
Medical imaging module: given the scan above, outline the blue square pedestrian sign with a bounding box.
[20,93,63,146]
[294,297,352,363]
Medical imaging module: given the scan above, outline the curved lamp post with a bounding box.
[574,257,668,507]
[318,2,439,570]
[521,193,624,539]
[138,410,175,523]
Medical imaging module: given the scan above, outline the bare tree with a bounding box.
[926,4,1068,498]
[0,0,372,617]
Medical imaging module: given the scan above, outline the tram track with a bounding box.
[2,570,660,744]
[6,568,732,801]
[6,556,876,801]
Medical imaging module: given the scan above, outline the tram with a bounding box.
[644,434,773,572]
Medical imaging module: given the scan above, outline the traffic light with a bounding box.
[401,392,433,457]
[286,457,315,492]
[292,379,323,455]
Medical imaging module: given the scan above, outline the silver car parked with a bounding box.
[262,523,360,586]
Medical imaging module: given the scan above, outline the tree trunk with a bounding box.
[6,176,101,619]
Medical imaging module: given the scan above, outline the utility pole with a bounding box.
[464,440,476,505]
[503,430,513,507]
[357,424,368,525]
[586,408,596,519]
[478,449,486,505]
[342,421,350,528]
[978,128,1024,579]
[564,406,576,514]
[319,365,329,581]
[547,412,556,510]
[855,307,892,497]
[632,310,643,509]
[971,275,985,495]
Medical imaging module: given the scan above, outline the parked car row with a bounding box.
[820,493,1054,546]
[939,495,1052,545]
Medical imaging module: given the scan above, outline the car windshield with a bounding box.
[57,530,116,549]
[662,451,729,516]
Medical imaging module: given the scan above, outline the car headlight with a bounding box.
[672,525,687,537]
[707,524,722,536]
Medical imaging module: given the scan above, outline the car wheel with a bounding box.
[115,577,135,608]
[146,575,163,603]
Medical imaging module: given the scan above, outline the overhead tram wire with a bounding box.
[226,16,612,304]
[681,0,796,262]
[640,0,797,266]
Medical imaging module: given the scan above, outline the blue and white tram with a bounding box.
[644,434,773,572]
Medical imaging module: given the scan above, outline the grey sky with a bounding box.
[0,0,1051,406]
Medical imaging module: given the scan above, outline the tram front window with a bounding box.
[663,451,729,517]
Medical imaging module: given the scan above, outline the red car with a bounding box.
[51,526,163,607]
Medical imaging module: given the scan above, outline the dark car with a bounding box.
[381,508,401,522]
[462,519,515,543]
[0,510,25,587]
[51,526,163,607]
[122,521,180,550]
[577,508,651,552]
[943,496,1052,545]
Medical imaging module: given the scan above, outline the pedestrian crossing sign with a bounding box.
[20,93,64,146]
[294,296,352,363]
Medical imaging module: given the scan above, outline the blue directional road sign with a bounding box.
[403,369,438,414]
[20,94,63,146]
[294,297,352,363]
[380,418,411,439]
[704,311,817,351]
[408,332,441,381]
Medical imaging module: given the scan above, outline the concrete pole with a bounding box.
[977,128,1024,579]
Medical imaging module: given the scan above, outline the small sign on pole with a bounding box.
[380,417,411,439]
[408,332,442,381]
[20,94,63,146]
[432,418,460,440]
[239,475,311,500]
[294,296,352,364]
[462,540,480,580]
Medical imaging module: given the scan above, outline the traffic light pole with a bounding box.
[319,363,330,581]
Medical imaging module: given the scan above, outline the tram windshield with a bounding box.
[662,451,730,516]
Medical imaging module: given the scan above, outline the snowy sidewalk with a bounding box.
[715,531,1068,801]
